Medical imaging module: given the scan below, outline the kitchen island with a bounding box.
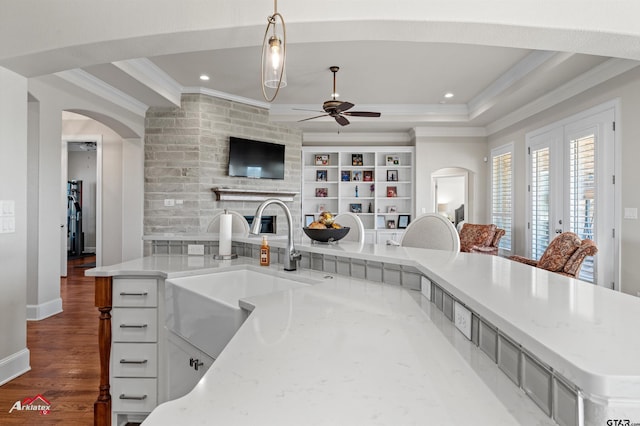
[87,238,640,425]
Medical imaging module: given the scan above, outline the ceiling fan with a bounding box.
[298,66,381,126]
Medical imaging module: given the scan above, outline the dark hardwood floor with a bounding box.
[0,256,98,425]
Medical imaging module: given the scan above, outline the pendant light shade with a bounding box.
[261,0,287,102]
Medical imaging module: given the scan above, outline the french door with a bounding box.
[526,106,616,286]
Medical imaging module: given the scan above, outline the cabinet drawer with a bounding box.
[112,308,157,342]
[112,343,157,378]
[112,377,157,413]
[113,278,158,307]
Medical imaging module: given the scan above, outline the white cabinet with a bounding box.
[166,331,215,401]
[111,277,159,426]
[302,147,414,240]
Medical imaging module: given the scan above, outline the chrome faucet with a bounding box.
[250,198,301,271]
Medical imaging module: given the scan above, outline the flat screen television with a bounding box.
[227,137,285,180]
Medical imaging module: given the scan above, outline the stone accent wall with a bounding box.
[144,94,302,237]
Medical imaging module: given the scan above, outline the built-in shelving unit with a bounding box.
[302,146,414,242]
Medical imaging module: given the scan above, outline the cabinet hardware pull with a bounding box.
[119,292,148,296]
[119,324,148,328]
[119,359,148,364]
[119,394,147,400]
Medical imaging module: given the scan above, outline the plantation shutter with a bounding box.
[530,147,551,260]
[569,134,596,282]
[491,151,512,251]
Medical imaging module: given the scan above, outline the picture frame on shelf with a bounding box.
[315,187,328,197]
[387,205,397,213]
[341,170,351,181]
[386,155,400,166]
[376,215,386,229]
[318,204,326,213]
[315,154,329,166]
[398,214,410,229]
[363,170,373,181]
[352,171,362,181]
[352,153,363,166]
[387,219,396,229]
[305,214,315,227]
[316,169,327,181]
[386,169,398,181]
[386,186,397,197]
[349,203,362,213]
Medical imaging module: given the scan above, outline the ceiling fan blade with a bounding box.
[343,111,381,118]
[335,102,354,113]
[293,108,324,113]
[298,114,329,123]
[335,115,350,126]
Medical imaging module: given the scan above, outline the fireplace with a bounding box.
[244,215,276,233]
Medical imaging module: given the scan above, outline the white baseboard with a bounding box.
[0,348,31,386]
[26,298,63,321]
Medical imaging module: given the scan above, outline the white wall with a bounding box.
[0,67,30,383]
[23,76,144,322]
[122,138,144,261]
[488,66,640,296]
[414,137,488,224]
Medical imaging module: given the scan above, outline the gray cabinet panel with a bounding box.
[443,292,454,321]
[497,333,520,386]
[522,352,552,416]
[553,376,580,426]
[478,320,498,362]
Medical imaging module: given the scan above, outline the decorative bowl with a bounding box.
[303,227,350,243]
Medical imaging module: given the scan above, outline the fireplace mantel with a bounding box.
[211,187,298,202]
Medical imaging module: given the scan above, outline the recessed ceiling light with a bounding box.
[199,74,210,81]
[444,92,454,99]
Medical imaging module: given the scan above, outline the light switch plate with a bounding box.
[624,207,638,219]
[454,301,472,340]
[164,199,175,207]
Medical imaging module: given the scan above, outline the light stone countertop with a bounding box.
[88,238,640,424]
[144,270,552,425]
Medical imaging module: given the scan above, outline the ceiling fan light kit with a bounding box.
[261,0,287,102]
[299,66,381,126]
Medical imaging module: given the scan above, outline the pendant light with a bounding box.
[261,0,287,102]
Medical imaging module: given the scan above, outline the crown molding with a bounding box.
[181,87,271,109]
[113,58,182,106]
[55,69,148,116]
[411,127,487,138]
[303,132,411,144]
[486,58,639,135]
[468,51,572,120]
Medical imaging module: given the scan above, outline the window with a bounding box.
[491,144,513,252]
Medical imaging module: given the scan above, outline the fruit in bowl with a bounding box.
[318,211,335,226]
[304,212,350,242]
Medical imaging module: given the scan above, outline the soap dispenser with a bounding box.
[260,236,270,266]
